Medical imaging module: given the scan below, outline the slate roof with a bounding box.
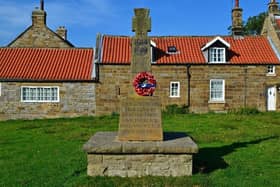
[101,35,280,65]
[0,48,94,81]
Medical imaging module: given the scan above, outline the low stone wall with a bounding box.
[87,154,193,177]
[0,82,96,121]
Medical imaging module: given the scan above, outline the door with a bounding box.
[267,87,276,111]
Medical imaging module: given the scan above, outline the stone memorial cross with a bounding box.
[118,8,163,141]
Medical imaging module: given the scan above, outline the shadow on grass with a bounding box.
[163,132,187,141]
[193,136,279,174]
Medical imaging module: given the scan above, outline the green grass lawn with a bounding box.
[0,113,279,187]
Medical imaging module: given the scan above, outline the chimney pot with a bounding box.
[32,8,46,27]
[232,1,243,36]
[269,0,279,15]
[56,26,67,40]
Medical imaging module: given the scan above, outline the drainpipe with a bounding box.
[244,66,248,108]
[187,65,191,107]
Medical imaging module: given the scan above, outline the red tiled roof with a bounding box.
[102,36,131,64]
[0,48,94,81]
[101,35,280,64]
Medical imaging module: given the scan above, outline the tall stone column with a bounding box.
[130,9,152,95]
[118,8,163,141]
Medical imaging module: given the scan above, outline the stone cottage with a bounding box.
[0,1,96,120]
[1,0,280,120]
[94,0,280,115]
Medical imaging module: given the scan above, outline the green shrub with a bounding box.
[229,107,260,115]
[163,104,189,114]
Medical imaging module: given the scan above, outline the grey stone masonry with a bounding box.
[83,132,198,177]
[0,82,96,121]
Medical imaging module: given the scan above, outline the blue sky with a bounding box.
[0,0,273,47]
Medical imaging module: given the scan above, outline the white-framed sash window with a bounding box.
[21,86,59,102]
[210,79,225,102]
[267,65,276,76]
[170,82,180,98]
[209,47,226,63]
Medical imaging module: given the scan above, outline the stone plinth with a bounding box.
[83,132,198,177]
[118,96,163,141]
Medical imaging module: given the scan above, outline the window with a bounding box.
[267,65,275,75]
[21,86,59,102]
[170,82,180,97]
[209,47,226,63]
[210,79,225,102]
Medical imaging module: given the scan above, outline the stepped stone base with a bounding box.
[83,132,198,177]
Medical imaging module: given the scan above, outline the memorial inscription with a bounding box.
[134,39,149,55]
[118,96,163,141]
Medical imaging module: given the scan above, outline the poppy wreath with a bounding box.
[133,72,156,96]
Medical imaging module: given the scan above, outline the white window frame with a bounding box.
[209,79,225,102]
[151,40,156,64]
[21,86,60,103]
[209,47,226,63]
[170,81,180,98]
[267,65,276,76]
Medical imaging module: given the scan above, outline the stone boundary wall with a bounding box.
[0,82,95,121]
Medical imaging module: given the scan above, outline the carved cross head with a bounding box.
[132,8,151,37]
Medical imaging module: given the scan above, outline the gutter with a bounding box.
[0,79,98,83]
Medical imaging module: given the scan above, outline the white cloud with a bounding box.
[0,0,117,30]
[0,2,31,26]
[0,0,118,46]
[46,0,117,27]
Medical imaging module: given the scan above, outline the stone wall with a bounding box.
[0,82,95,121]
[96,64,280,115]
[8,26,72,48]
[262,16,280,53]
[87,154,193,177]
[84,132,198,177]
[95,65,188,115]
[188,65,280,113]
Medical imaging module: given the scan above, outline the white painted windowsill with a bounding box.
[208,100,226,104]
[266,73,276,77]
[170,96,180,98]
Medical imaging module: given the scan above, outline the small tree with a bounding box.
[228,12,267,35]
[243,12,267,35]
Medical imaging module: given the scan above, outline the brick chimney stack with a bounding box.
[32,0,46,27]
[269,0,279,15]
[56,26,67,40]
[232,0,243,36]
